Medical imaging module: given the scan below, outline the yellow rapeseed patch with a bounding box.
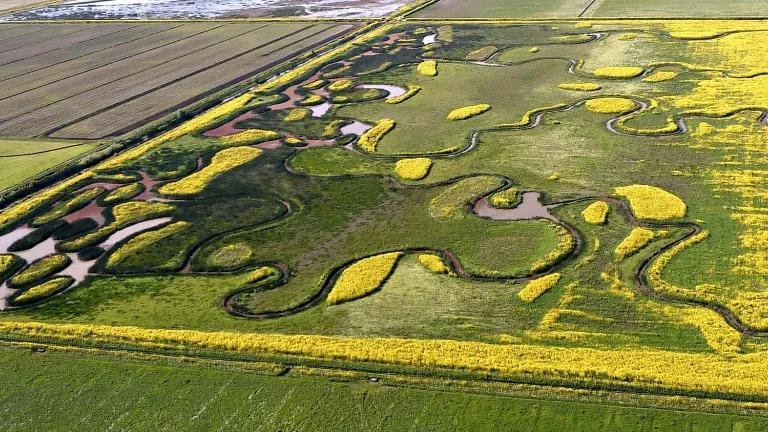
[8,318,768,396]
[446,104,492,121]
[159,147,262,196]
[12,277,72,304]
[530,224,573,273]
[394,158,432,181]
[358,119,395,153]
[106,221,190,269]
[9,254,69,287]
[642,71,678,83]
[327,252,403,305]
[585,97,636,114]
[581,201,610,225]
[328,79,354,92]
[220,129,281,146]
[284,108,310,122]
[615,227,655,260]
[417,60,437,76]
[592,66,645,79]
[558,83,601,91]
[418,254,449,274]
[518,273,561,302]
[386,85,422,104]
[615,184,687,221]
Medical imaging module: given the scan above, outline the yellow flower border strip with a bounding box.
[4,320,768,398]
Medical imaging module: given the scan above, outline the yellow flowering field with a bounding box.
[327,252,403,305]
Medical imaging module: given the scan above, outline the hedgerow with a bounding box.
[418,254,449,274]
[106,221,190,270]
[9,254,70,288]
[358,119,395,152]
[518,273,561,302]
[220,129,281,146]
[592,66,644,79]
[530,224,574,273]
[581,201,610,225]
[32,186,105,226]
[159,147,262,197]
[58,201,175,251]
[558,83,601,91]
[10,276,73,305]
[327,252,403,305]
[394,158,432,181]
[102,183,144,205]
[584,97,636,114]
[447,104,491,121]
[387,85,421,104]
[417,60,437,76]
[615,184,687,221]
[615,227,656,260]
[328,79,354,92]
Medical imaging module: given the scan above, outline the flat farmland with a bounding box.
[414,0,768,17]
[0,22,358,139]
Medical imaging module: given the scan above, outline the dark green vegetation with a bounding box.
[2,346,767,432]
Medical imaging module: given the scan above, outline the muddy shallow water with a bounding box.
[5,0,407,20]
[473,191,557,221]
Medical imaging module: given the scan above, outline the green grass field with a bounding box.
[2,346,767,431]
[0,138,96,190]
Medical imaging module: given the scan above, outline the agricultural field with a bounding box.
[2,345,767,431]
[415,0,768,18]
[4,0,409,20]
[0,22,358,139]
[4,0,768,429]
[0,138,97,190]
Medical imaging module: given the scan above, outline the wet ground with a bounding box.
[4,0,408,20]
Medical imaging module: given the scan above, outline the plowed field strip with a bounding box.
[0,24,53,43]
[0,24,192,81]
[0,23,141,65]
[0,23,81,52]
[43,24,332,137]
[0,24,220,85]
[52,24,355,139]
[0,24,269,123]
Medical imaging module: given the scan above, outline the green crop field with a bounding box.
[3,0,768,430]
[2,345,767,432]
[0,138,97,190]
